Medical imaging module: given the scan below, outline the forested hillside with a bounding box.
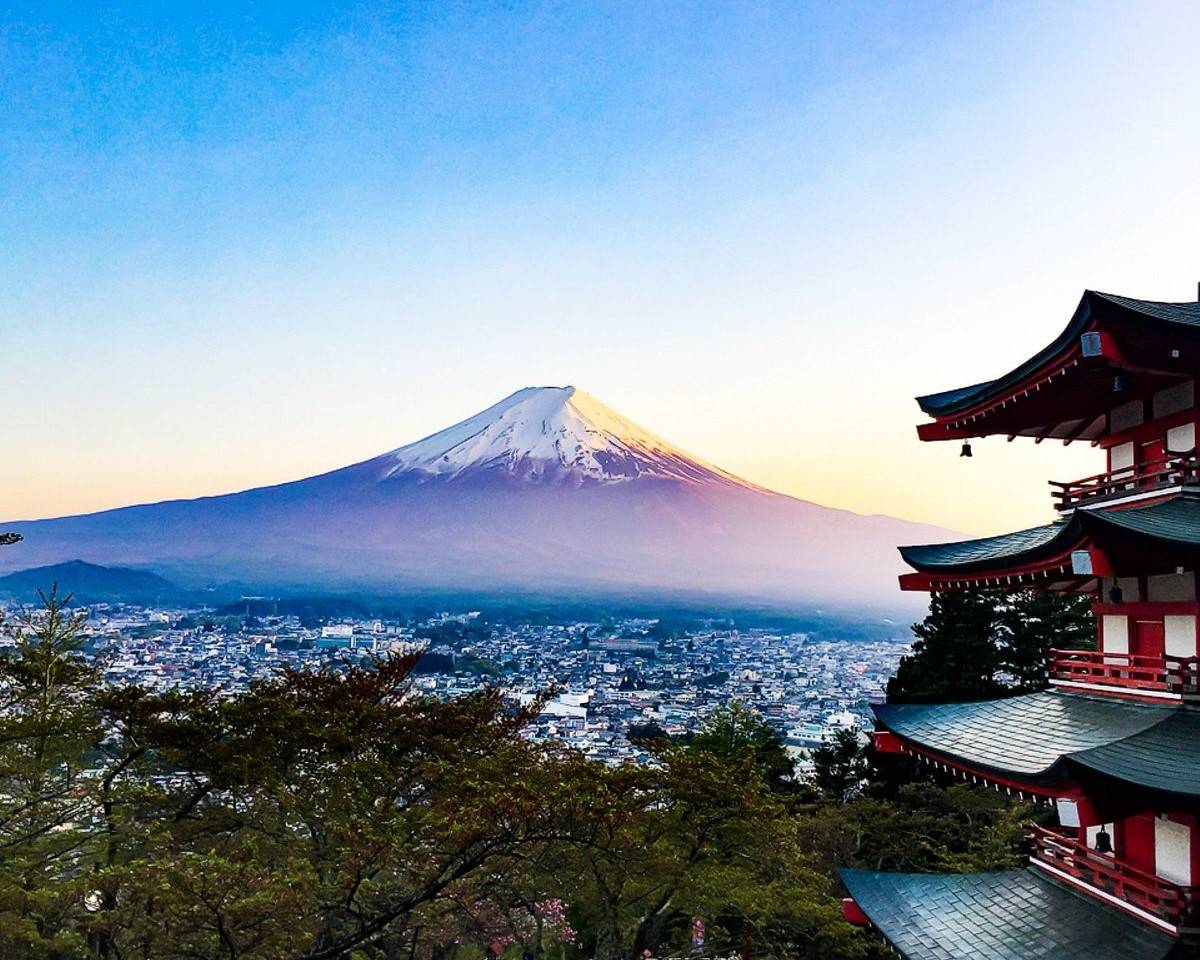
[0,585,1052,960]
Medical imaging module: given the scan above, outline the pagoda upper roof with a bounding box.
[873,690,1170,786]
[916,290,1200,441]
[839,867,1182,960]
[899,494,1200,586]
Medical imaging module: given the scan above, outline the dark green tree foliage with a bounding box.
[688,702,799,795]
[0,567,1043,960]
[887,588,1093,703]
[999,589,1094,690]
[810,729,871,803]
[0,589,885,960]
[0,587,101,958]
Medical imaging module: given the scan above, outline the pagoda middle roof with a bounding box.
[917,290,1200,418]
[876,690,1200,797]
[873,690,1170,784]
[900,494,1200,575]
[1069,708,1200,797]
[839,867,1182,960]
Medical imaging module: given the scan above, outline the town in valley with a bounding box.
[1,596,909,772]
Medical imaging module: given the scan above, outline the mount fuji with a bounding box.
[1,387,951,609]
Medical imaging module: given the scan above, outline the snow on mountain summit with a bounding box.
[380,386,756,487]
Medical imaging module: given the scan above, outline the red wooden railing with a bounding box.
[1029,825,1200,928]
[1050,454,1200,511]
[1050,648,1200,695]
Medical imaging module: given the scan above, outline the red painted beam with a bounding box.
[872,731,904,755]
[841,898,870,927]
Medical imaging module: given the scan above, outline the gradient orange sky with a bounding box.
[5,3,1199,538]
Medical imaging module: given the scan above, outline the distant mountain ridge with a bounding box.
[1,386,954,610]
[0,560,184,605]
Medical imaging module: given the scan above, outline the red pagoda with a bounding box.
[840,290,1200,959]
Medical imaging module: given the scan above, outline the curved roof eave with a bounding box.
[1065,708,1200,799]
[916,290,1200,419]
[898,517,1081,574]
[873,691,1171,784]
[899,495,1200,577]
[916,291,1095,417]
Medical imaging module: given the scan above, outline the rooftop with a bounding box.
[899,494,1200,588]
[916,290,1200,441]
[840,867,1186,960]
[875,690,1200,797]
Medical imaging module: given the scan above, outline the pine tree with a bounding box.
[886,587,1095,703]
[887,589,1007,703]
[0,585,101,957]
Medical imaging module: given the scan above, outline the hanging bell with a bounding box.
[1108,583,1124,605]
[1094,827,1113,854]
[1113,374,1126,394]
[960,441,973,458]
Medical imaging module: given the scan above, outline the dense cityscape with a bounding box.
[0,597,909,771]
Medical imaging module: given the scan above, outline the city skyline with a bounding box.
[8,2,1200,535]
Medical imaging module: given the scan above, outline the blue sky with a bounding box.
[6,1,1200,534]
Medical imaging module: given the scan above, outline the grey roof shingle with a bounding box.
[1067,709,1200,797]
[874,691,1171,781]
[900,495,1200,574]
[899,521,1072,573]
[839,867,1181,960]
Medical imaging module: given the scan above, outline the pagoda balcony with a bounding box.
[1050,648,1200,698]
[1051,454,1200,512]
[1028,825,1200,931]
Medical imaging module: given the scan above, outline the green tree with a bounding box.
[562,713,864,960]
[887,589,1006,703]
[688,702,799,795]
[887,587,1092,703]
[0,587,100,959]
[89,654,583,960]
[999,589,1093,690]
[809,729,871,803]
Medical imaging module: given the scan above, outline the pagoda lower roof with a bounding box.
[900,494,1200,580]
[840,867,1183,960]
[873,690,1171,787]
[916,290,1200,440]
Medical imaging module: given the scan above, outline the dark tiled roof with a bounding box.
[899,521,1073,573]
[840,867,1180,960]
[899,495,1200,575]
[1068,709,1200,797]
[1088,495,1200,549]
[917,290,1200,417]
[873,691,1170,780]
[1093,291,1200,327]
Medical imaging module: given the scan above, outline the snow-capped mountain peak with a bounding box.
[380,386,754,486]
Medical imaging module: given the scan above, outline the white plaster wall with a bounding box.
[1165,615,1197,658]
[1117,577,1142,602]
[1168,422,1196,453]
[1155,817,1192,885]
[1102,615,1129,658]
[1110,441,1135,472]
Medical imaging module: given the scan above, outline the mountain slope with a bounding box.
[0,560,185,605]
[378,386,754,487]
[1,387,953,609]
